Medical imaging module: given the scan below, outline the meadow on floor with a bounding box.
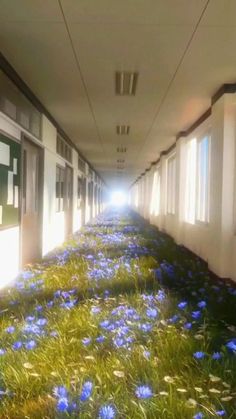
[0,208,236,418]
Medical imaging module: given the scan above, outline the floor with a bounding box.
[0,208,235,418]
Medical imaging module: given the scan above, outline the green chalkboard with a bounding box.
[0,132,21,228]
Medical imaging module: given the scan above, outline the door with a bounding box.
[21,137,43,266]
[65,165,73,237]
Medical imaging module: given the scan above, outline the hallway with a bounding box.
[0,208,235,418]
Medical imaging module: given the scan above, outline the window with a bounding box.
[150,169,161,216]
[167,155,176,215]
[78,157,86,173]
[56,166,65,212]
[56,136,72,163]
[89,168,93,180]
[185,138,197,224]
[0,70,41,139]
[88,181,93,205]
[134,184,139,208]
[77,176,82,209]
[197,135,210,223]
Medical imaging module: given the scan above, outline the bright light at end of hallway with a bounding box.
[110,190,128,206]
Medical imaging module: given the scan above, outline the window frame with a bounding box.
[77,176,83,209]
[184,137,197,225]
[150,167,161,216]
[166,153,176,215]
[196,132,211,225]
[0,70,42,140]
[56,135,72,163]
[56,165,65,213]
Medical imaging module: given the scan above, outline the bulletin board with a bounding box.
[0,132,21,228]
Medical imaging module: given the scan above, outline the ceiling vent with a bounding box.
[116,125,130,135]
[115,71,138,95]
[117,146,127,153]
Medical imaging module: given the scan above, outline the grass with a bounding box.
[0,208,235,418]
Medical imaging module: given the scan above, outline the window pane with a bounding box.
[150,169,161,216]
[0,70,41,139]
[185,138,197,224]
[167,155,176,215]
[197,136,209,222]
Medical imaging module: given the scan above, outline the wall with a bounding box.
[130,92,236,283]
[0,108,105,286]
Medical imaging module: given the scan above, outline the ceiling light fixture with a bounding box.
[116,125,130,135]
[115,71,138,95]
[117,146,127,153]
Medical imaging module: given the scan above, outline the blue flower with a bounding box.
[216,410,226,416]
[183,322,192,330]
[25,316,35,322]
[100,320,110,329]
[197,301,207,309]
[57,397,69,412]
[169,314,179,324]
[212,352,222,360]
[226,339,236,352]
[98,404,116,418]
[12,341,23,351]
[178,301,187,310]
[113,337,125,348]
[193,351,206,359]
[82,337,91,346]
[25,340,37,350]
[194,413,204,419]
[143,350,151,359]
[53,386,67,398]
[0,348,6,355]
[54,290,61,298]
[49,330,58,338]
[135,385,153,399]
[5,326,15,334]
[139,323,153,332]
[146,308,158,319]
[36,318,47,327]
[91,306,101,314]
[192,311,201,320]
[96,335,106,343]
[154,268,163,281]
[80,380,93,401]
[156,290,166,301]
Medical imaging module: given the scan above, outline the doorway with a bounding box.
[21,136,43,266]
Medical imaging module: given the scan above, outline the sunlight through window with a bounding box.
[110,190,128,206]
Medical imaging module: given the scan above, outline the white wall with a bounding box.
[130,92,236,282]
[0,109,105,285]
[42,116,66,255]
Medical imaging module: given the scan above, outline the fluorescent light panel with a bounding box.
[115,72,138,95]
[116,125,130,135]
[117,146,127,153]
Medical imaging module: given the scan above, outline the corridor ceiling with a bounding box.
[1,0,236,189]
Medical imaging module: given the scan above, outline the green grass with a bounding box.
[0,209,235,418]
